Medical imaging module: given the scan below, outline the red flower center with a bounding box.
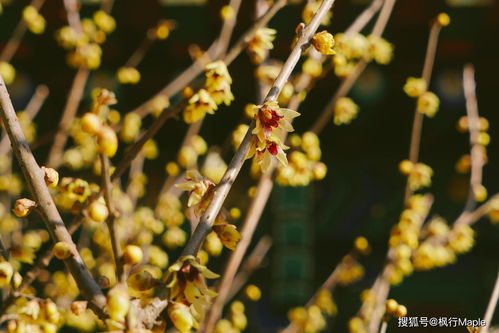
[267,142,278,155]
[258,105,282,130]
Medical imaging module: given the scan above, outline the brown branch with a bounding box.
[403,22,442,202]
[0,75,106,317]
[0,0,46,63]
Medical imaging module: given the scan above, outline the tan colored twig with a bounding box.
[310,0,397,134]
[0,75,106,317]
[0,0,46,63]
[482,270,499,333]
[461,64,484,213]
[403,21,442,202]
[202,174,274,331]
[45,68,89,168]
[226,235,272,301]
[100,154,124,282]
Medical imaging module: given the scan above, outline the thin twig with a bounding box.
[45,68,89,168]
[462,64,483,213]
[202,174,274,332]
[100,154,124,282]
[226,235,272,301]
[0,0,46,63]
[482,270,499,333]
[403,22,442,202]
[0,75,106,317]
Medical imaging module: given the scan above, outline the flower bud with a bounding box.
[168,302,195,333]
[53,242,73,259]
[128,270,156,291]
[436,13,450,27]
[87,200,109,223]
[70,301,88,315]
[123,245,143,265]
[385,299,399,314]
[396,304,407,317]
[403,77,427,98]
[81,112,102,134]
[245,284,262,301]
[41,167,59,188]
[399,160,413,175]
[0,262,14,287]
[107,285,130,321]
[162,227,187,249]
[312,31,336,55]
[97,126,118,157]
[13,198,37,217]
[204,231,223,256]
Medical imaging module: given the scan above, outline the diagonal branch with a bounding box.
[0,75,107,317]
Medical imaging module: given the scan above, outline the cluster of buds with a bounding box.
[184,61,233,123]
[403,77,440,117]
[274,132,327,186]
[333,97,359,125]
[332,32,393,78]
[336,257,365,286]
[54,177,92,212]
[167,255,219,332]
[386,195,432,285]
[22,6,46,34]
[117,66,141,85]
[399,160,433,192]
[247,28,277,64]
[413,218,475,271]
[455,115,490,201]
[385,298,408,318]
[56,11,116,69]
[248,101,300,173]
[4,298,62,333]
[80,89,119,158]
[288,290,337,333]
[176,135,208,169]
[5,229,48,266]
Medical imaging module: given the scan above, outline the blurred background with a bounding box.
[1,0,499,331]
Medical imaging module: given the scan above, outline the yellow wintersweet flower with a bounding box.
[247,28,276,64]
[175,170,215,208]
[403,77,427,98]
[183,89,218,123]
[417,91,440,117]
[367,35,393,65]
[0,62,16,84]
[116,67,141,84]
[205,61,234,106]
[408,162,433,191]
[334,97,359,125]
[312,31,336,55]
[251,101,300,144]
